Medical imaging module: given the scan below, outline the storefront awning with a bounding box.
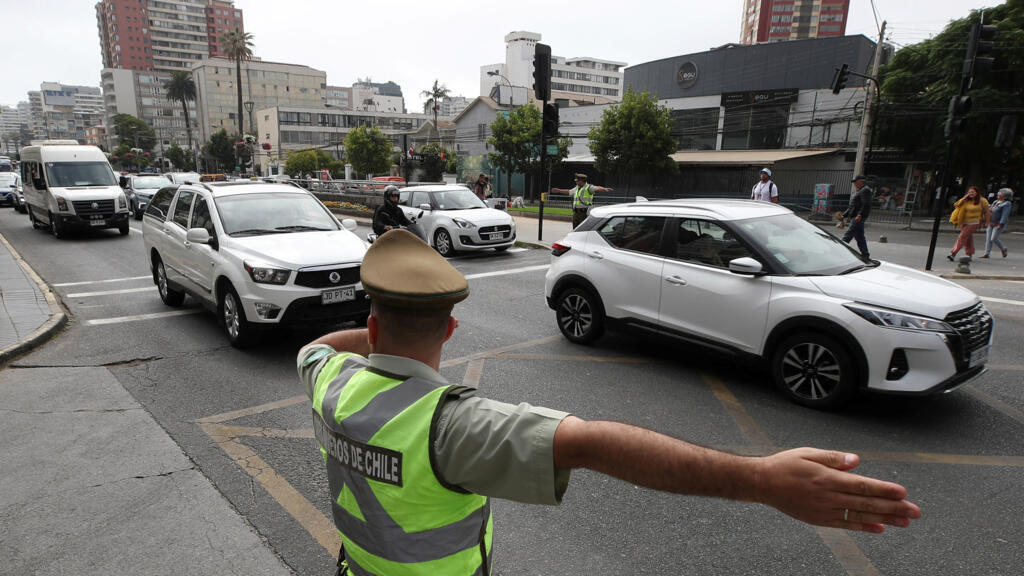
[669,149,836,165]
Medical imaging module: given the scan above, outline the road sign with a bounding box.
[546,144,558,155]
[409,154,424,162]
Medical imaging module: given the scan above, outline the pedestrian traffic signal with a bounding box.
[533,43,552,102]
[831,64,850,95]
[944,95,972,140]
[542,103,559,139]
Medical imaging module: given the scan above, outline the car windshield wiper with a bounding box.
[230,228,285,236]
[274,225,333,232]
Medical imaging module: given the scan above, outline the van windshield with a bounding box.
[45,162,118,187]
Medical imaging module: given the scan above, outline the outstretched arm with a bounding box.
[594,185,614,193]
[553,416,920,533]
[551,187,570,194]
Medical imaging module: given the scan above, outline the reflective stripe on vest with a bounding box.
[313,354,492,574]
[572,184,593,209]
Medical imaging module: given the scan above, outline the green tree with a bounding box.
[876,4,1024,184]
[113,114,156,151]
[166,142,186,170]
[284,149,342,177]
[203,129,235,172]
[164,71,196,159]
[345,125,393,178]
[489,105,571,199]
[222,28,254,137]
[420,79,450,142]
[587,87,678,191]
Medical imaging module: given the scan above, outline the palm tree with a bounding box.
[164,71,196,167]
[221,28,254,137]
[420,79,450,142]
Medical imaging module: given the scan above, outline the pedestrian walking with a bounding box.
[948,185,990,261]
[297,229,921,575]
[842,174,874,259]
[750,168,779,203]
[981,187,1012,258]
[552,173,613,228]
[473,173,489,201]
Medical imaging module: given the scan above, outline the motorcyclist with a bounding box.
[372,185,413,236]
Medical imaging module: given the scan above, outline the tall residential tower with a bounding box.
[741,0,850,45]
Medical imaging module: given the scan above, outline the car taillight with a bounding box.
[551,242,571,257]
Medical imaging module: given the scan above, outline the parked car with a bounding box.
[0,172,25,212]
[141,181,370,348]
[544,199,994,409]
[396,184,516,256]
[165,171,202,185]
[121,174,175,220]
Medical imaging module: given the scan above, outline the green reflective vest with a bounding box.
[571,184,594,209]
[312,353,493,575]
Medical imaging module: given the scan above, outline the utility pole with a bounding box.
[853,21,886,177]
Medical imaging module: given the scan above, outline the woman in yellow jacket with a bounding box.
[948,185,991,260]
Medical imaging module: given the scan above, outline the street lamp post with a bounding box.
[244,101,255,135]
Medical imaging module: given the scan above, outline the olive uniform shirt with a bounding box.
[298,344,571,504]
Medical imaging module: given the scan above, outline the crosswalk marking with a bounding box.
[86,309,202,325]
[68,286,156,298]
[981,296,1024,307]
[465,264,549,280]
[54,275,151,288]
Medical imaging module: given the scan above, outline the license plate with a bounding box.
[90,219,106,227]
[321,286,355,305]
[486,232,502,240]
[969,346,988,368]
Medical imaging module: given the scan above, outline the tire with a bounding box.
[134,206,143,221]
[119,222,130,235]
[153,256,185,307]
[219,284,260,348]
[49,211,63,239]
[554,287,605,344]
[28,206,43,229]
[771,333,857,409]
[434,228,456,257]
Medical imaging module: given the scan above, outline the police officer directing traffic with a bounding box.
[298,229,921,575]
[551,173,613,228]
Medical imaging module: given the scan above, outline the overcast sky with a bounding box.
[2,0,993,111]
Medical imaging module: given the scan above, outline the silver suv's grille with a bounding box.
[944,302,993,360]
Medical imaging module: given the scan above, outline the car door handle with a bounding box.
[665,275,688,286]
[586,251,604,260]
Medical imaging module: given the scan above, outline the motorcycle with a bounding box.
[367,209,426,244]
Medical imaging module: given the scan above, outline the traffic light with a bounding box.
[533,43,552,102]
[944,95,972,140]
[831,64,850,95]
[542,103,559,139]
[963,22,997,91]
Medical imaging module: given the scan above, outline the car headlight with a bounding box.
[844,304,954,333]
[56,196,69,211]
[452,217,476,230]
[244,261,291,285]
[118,193,128,209]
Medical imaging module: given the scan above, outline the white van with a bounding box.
[20,141,130,238]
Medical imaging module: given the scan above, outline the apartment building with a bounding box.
[26,83,105,144]
[741,0,850,44]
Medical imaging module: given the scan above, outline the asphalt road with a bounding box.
[2,206,1022,576]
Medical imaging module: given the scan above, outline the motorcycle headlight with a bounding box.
[452,217,476,230]
[844,304,954,333]
[244,261,291,285]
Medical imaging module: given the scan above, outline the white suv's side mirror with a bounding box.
[419,203,432,211]
[341,218,358,232]
[728,257,764,275]
[186,228,212,244]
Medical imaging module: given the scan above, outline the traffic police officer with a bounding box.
[551,173,614,228]
[299,230,921,575]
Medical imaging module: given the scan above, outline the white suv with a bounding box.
[544,199,994,408]
[142,181,370,348]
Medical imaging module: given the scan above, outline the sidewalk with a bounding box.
[0,232,294,576]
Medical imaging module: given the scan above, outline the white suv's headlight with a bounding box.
[452,217,476,230]
[844,304,954,333]
[244,261,291,285]
[118,193,128,209]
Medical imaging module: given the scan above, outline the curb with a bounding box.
[0,234,68,365]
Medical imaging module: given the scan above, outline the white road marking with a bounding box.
[67,286,156,298]
[465,264,549,280]
[86,309,203,325]
[981,296,1024,307]
[54,275,151,287]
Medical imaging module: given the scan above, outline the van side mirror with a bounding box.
[119,176,128,188]
[33,178,46,190]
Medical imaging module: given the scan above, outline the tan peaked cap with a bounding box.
[360,229,469,309]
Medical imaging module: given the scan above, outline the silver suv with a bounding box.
[544,199,994,409]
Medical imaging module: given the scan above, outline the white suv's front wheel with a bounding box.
[219,284,260,349]
[555,287,605,344]
[771,333,856,409]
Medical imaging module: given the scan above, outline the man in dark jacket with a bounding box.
[372,185,412,236]
[842,174,873,259]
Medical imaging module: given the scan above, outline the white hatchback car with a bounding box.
[142,181,370,347]
[397,185,516,256]
[544,199,994,408]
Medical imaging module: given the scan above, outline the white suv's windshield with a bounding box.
[735,213,866,275]
[432,188,486,210]
[215,192,340,236]
[133,176,171,190]
[45,162,118,187]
